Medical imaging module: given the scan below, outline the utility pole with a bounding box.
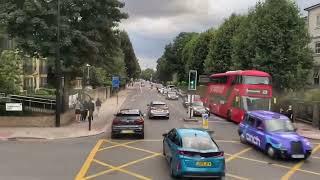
[55,0,61,127]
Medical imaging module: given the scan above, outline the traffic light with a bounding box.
[188,70,197,90]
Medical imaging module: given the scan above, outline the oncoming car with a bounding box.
[238,111,313,159]
[111,109,145,139]
[191,101,210,116]
[166,91,179,100]
[147,101,170,119]
[163,128,225,179]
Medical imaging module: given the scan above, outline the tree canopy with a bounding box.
[155,0,313,92]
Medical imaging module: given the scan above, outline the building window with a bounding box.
[317,16,320,27]
[314,70,319,85]
[40,77,47,87]
[316,42,320,54]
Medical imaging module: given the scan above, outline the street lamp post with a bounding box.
[86,64,91,85]
[55,0,62,127]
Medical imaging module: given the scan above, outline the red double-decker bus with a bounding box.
[202,70,272,123]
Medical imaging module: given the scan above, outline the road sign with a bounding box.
[188,70,197,91]
[6,103,23,111]
[202,113,209,129]
[112,76,120,88]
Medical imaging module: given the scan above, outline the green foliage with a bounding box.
[205,15,244,73]
[0,0,133,84]
[140,68,155,81]
[119,31,140,79]
[232,0,313,91]
[156,0,313,92]
[0,50,23,94]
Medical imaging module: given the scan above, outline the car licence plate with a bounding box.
[292,154,304,159]
[196,162,212,167]
[121,130,134,134]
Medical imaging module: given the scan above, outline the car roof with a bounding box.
[151,101,166,105]
[248,110,289,121]
[176,128,210,138]
[119,109,140,115]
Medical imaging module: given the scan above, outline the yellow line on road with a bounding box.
[91,159,151,180]
[86,153,161,179]
[281,144,320,180]
[122,144,164,156]
[97,140,139,152]
[75,139,104,180]
[226,148,252,162]
[226,173,250,180]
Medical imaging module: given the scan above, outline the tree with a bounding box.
[188,29,215,76]
[140,68,155,81]
[0,50,23,94]
[0,0,127,78]
[205,14,244,74]
[232,0,313,91]
[119,31,140,79]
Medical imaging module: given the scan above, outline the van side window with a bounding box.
[255,119,264,130]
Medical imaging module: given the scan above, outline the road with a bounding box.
[0,84,320,180]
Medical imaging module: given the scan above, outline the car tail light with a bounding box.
[151,107,156,110]
[200,152,224,158]
[134,118,144,125]
[112,118,121,125]
[178,150,196,157]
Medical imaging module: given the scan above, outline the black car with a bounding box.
[147,101,170,119]
[111,109,145,139]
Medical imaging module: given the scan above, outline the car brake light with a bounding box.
[112,118,121,125]
[135,118,144,125]
[178,150,195,157]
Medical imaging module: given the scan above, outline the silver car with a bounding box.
[166,91,179,100]
[191,101,210,116]
[148,101,170,119]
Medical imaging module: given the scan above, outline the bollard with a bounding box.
[88,117,91,131]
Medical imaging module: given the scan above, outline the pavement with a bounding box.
[296,122,320,140]
[0,88,130,140]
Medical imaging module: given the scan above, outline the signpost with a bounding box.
[202,113,209,129]
[112,76,120,105]
[6,103,23,111]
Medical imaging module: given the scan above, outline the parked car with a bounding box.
[238,111,313,160]
[163,128,225,179]
[111,109,145,139]
[191,101,210,116]
[148,101,170,119]
[166,91,179,100]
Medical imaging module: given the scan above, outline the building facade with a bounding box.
[305,3,320,86]
[0,35,48,93]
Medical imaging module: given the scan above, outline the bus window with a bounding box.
[232,96,241,108]
[242,97,270,111]
[242,76,270,85]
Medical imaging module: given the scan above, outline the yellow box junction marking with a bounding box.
[75,139,104,180]
[226,147,252,162]
[281,144,320,180]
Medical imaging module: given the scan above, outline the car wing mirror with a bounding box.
[162,133,167,137]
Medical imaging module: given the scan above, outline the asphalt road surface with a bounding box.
[1,84,320,180]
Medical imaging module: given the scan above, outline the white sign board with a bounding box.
[6,103,23,111]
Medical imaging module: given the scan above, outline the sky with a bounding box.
[120,0,320,70]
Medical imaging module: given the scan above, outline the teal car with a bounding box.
[162,128,225,179]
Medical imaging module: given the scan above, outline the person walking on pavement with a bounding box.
[95,98,102,117]
[88,99,95,121]
[82,100,89,122]
[286,105,293,122]
[80,100,85,122]
[74,98,81,122]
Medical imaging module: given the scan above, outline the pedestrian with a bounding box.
[80,100,85,122]
[286,105,293,122]
[95,98,102,117]
[88,99,95,121]
[74,98,81,122]
[82,100,89,122]
[280,107,284,114]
